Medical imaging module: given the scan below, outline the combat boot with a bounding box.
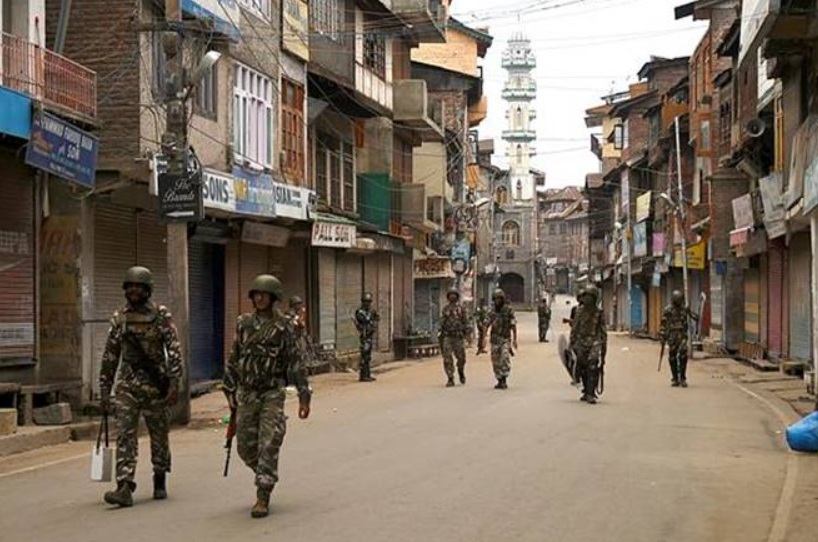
[446,377,455,388]
[251,488,271,518]
[496,377,508,389]
[153,472,167,500]
[104,481,135,507]
[458,368,466,385]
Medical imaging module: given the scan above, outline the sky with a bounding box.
[450,0,708,189]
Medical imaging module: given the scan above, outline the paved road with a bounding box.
[0,297,788,542]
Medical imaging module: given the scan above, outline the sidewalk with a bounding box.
[0,359,428,458]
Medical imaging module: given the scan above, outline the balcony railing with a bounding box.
[391,0,448,43]
[0,32,97,119]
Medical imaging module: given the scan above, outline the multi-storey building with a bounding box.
[538,187,589,295]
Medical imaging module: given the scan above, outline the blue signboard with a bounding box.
[25,111,98,187]
[182,0,240,40]
[232,166,275,217]
[0,87,32,140]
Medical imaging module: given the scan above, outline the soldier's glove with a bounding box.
[165,379,180,407]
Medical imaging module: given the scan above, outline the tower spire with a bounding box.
[501,32,537,201]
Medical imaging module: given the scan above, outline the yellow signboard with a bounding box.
[673,241,706,270]
[283,0,309,62]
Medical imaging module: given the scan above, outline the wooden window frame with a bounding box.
[281,78,306,184]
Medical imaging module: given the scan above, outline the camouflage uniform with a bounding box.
[99,301,183,486]
[660,303,692,385]
[537,299,552,342]
[570,292,607,402]
[474,305,490,353]
[488,305,516,382]
[223,311,311,498]
[440,300,470,382]
[355,301,379,381]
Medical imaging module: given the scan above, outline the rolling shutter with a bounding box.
[789,234,812,361]
[0,159,36,362]
[189,240,225,383]
[317,248,336,346]
[336,253,362,354]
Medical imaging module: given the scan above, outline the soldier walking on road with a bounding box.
[474,299,490,354]
[99,266,183,508]
[355,293,380,382]
[481,288,518,389]
[223,275,311,518]
[440,288,471,387]
[537,294,552,342]
[660,290,697,388]
[570,285,607,404]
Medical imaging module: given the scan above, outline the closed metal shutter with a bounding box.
[336,253,362,354]
[789,234,812,360]
[363,255,379,348]
[710,267,723,338]
[189,240,225,382]
[767,239,785,358]
[744,267,760,344]
[224,240,241,360]
[91,202,169,395]
[377,253,392,352]
[317,248,336,346]
[649,286,662,338]
[414,280,431,334]
[0,159,36,362]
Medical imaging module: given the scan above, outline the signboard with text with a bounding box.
[273,181,313,220]
[673,241,706,270]
[202,168,236,212]
[25,111,98,187]
[233,167,275,217]
[312,220,355,248]
[636,191,651,222]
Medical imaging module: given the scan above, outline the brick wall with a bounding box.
[46,0,142,167]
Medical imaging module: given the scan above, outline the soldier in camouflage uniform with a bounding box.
[481,288,518,389]
[660,290,697,388]
[570,285,607,404]
[537,294,552,343]
[99,266,184,508]
[439,288,470,387]
[474,299,490,354]
[355,293,379,383]
[223,275,312,518]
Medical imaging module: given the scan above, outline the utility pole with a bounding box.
[674,116,691,356]
[626,174,633,336]
[163,0,191,423]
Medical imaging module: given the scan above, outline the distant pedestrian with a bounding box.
[660,290,698,388]
[537,295,551,342]
[480,288,518,389]
[439,288,470,387]
[570,286,607,404]
[99,266,183,507]
[474,299,490,354]
[355,293,379,382]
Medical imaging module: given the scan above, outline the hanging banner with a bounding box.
[282,0,310,61]
[732,193,754,230]
[759,172,786,239]
[635,191,652,222]
[233,167,275,217]
[652,232,666,257]
[633,222,648,258]
[673,241,706,270]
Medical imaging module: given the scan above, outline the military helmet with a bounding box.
[122,266,154,293]
[492,288,506,301]
[447,288,460,300]
[671,290,684,305]
[582,285,599,302]
[361,292,374,303]
[248,274,284,301]
[290,295,304,307]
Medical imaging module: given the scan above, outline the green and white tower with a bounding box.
[502,32,537,201]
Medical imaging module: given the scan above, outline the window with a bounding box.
[152,30,167,99]
[312,0,340,40]
[281,78,305,183]
[502,221,521,246]
[516,180,523,200]
[363,22,386,79]
[700,118,711,151]
[623,119,630,149]
[238,0,272,19]
[496,186,509,205]
[549,224,557,235]
[560,223,567,235]
[194,47,217,119]
[516,106,523,128]
[315,132,355,210]
[613,124,624,150]
[233,63,273,168]
[719,101,732,146]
